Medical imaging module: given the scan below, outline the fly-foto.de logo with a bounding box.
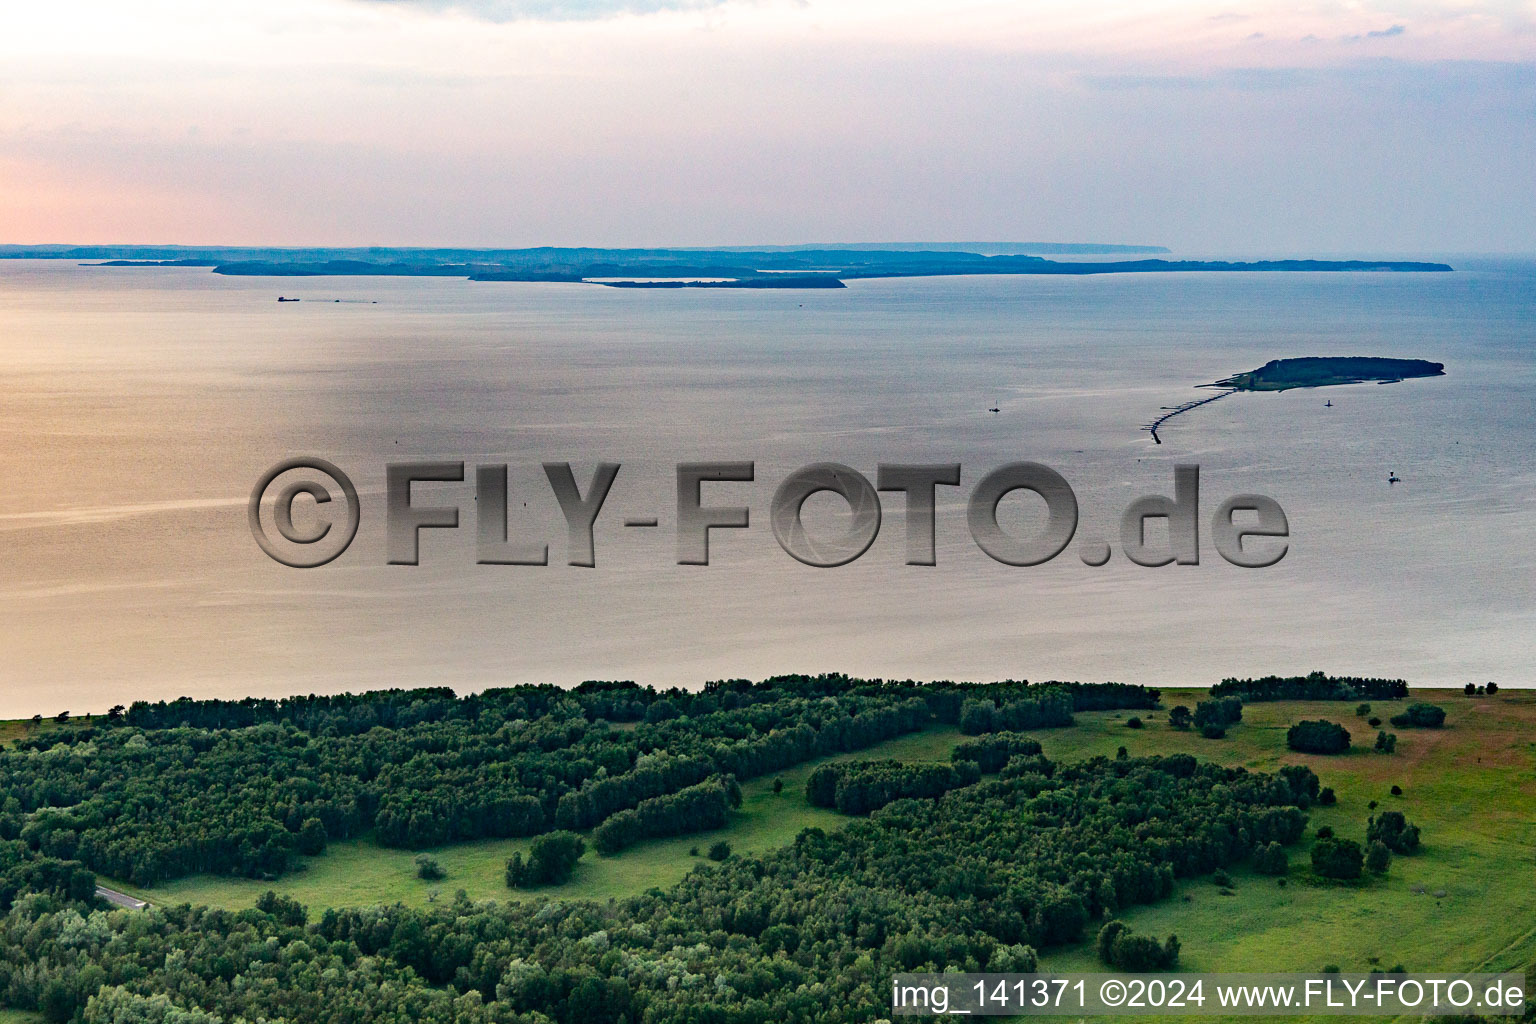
[249,460,1288,570]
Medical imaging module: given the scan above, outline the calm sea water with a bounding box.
[1,258,1532,717]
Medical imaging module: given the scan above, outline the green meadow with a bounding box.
[101,689,1536,984]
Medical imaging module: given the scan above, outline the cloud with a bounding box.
[1345,24,1407,42]
[361,0,730,21]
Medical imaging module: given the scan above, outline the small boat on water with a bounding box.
[1325,400,1332,407]
[277,296,300,302]
[1388,472,1401,484]
[988,405,1000,413]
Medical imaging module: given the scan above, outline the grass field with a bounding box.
[88,689,1536,989]
[1033,689,1536,979]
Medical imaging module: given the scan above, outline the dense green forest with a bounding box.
[0,677,1156,886]
[0,747,1313,1024]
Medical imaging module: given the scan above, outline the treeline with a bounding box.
[952,733,1044,772]
[1210,672,1409,702]
[805,760,981,815]
[590,777,740,854]
[0,752,1313,1024]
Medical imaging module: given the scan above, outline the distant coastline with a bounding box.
[0,244,1454,288]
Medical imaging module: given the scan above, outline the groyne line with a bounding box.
[1145,388,1237,444]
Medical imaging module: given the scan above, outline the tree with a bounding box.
[1168,705,1192,730]
[1194,698,1242,733]
[1374,731,1397,753]
[772,778,784,795]
[507,831,585,887]
[1318,787,1337,805]
[1311,837,1363,880]
[1253,841,1289,876]
[707,840,731,861]
[1355,703,1371,717]
[297,818,327,856]
[54,711,70,725]
[414,854,445,880]
[1366,811,1420,854]
[1365,840,1392,874]
[1464,682,1477,695]
[106,705,126,722]
[1286,720,1351,755]
[1486,682,1499,695]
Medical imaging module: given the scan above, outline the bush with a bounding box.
[1194,698,1242,733]
[1390,784,1403,796]
[707,840,731,861]
[1368,717,1382,727]
[1212,868,1234,888]
[1318,787,1337,806]
[414,854,445,881]
[1201,724,1227,740]
[1287,720,1351,755]
[1366,811,1420,854]
[1254,841,1289,876]
[1374,731,1397,753]
[1097,921,1180,970]
[1487,682,1499,695]
[1168,705,1192,730]
[1390,703,1445,729]
[1365,840,1392,874]
[1356,703,1371,717]
[1126,717,1143,729]
[1311,836,1364,880]
[506,830,585,888]
[1316,826,1334,839]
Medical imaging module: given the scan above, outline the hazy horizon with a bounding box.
[4,1,1535,253]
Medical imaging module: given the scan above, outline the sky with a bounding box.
[1,0,1534,252]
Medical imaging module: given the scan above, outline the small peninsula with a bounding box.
[1215,356,1446,391]
[1147,356,1445,443]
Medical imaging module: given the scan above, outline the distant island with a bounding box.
[1215,356,1447,391]
[0,244,1453,288]
[1147,356,1446,443]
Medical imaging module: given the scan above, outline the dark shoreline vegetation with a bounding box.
[0,675,1518,1024]
[0,244,1453,289]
